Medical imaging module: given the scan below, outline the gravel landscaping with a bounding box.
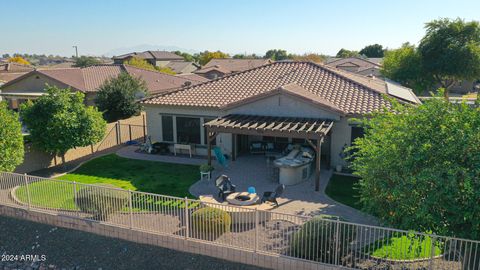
[0,215,268,270]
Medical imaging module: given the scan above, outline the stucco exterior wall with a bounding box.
[143,93,355,167]
[1,73,70,93]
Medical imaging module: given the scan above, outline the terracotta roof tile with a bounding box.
[142,61,419,115]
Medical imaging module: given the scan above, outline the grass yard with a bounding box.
[15,154,200,210]
[56,154,199,197]
[368,233,443,260]
[325,174,361,210]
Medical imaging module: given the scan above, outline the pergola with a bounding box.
[204,114,334,191]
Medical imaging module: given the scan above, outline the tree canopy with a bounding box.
[124,57,176,75]
[335,48,360,58]
[20,86,106,161]
[95,72,147,122]
[0,102,24,172]
[350,93,480,240]
[264,49,289,61]
[7,56,30,65]
[381,43,433,94]
[359,44,384,58]
[196,51,229,65]
[232,53,261,59]
[290,53,327,63]
[74,56,102,67]
[418,18,480,97]
[174,51,196,62]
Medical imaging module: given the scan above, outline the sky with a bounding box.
[1,0,480,57]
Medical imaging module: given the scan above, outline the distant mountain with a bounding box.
[104,44,199,57]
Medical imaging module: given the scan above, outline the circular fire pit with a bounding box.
[226,192,260,206]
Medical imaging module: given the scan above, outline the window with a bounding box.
[161,115,173,142]
[351,126,365,144]
[176,117,201,144]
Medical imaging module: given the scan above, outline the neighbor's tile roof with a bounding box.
[195,58,272,74]
[325,57,381,69]
[175,73,210,83]
[0,62,34,73]
[113,51,183,61]
[2,65,202,94]
[142,61,417,115]
[165,61,199,73]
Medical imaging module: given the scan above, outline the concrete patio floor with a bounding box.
[117,146,378,226]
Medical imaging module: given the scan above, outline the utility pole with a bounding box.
[72,46,78,58]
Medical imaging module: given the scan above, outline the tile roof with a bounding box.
[195,58,272,74]
[165,61,199,73]
[142,61,419,115]
[325,57,381,69]
[1,64,202,94]
[113,51,183,61]
[175,73,210,83]
[0,62,34,73]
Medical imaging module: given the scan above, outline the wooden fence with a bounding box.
[14,114,147,173]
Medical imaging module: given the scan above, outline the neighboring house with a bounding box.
[0,64,204,110]
[112,50,198,74]
[141,61,420,181]
[325,57,382,78]
[0,62,35,84]
[194,58,272,80]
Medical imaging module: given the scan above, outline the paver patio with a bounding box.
[117,146,378,225]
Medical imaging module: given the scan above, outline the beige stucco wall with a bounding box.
[143,93,355,167]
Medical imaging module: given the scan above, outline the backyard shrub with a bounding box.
[75,184,129,221]
[290,215,355,264]
[191,207,231,240]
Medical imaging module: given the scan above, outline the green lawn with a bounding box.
[15,154,200,210]
[56,154,199,197]
[368,233,443,260]
[325,174,361,210]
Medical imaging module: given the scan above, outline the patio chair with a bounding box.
[261,184,285,206]
[215,175,236,201]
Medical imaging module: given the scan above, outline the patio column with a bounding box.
[307,138,323,192]
[207,130,218,166]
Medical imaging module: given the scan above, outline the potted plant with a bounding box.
[199,164,214,181]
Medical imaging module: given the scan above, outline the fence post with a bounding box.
[73,181,79,216]
[429,236,437,270]
[142,114,147,143]
[117,121,122,145]
[255,208,259,253]
[334,218,340,265]
[128,190,133,229]
[23,174,31,210]
[129,124,132,142]
[184,197,189,239]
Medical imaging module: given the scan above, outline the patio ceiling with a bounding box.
[204,114,334,140]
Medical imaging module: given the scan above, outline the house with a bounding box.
[112,50,198,74]
[0,64,205,110]
[325,57,382,78]
[141,61,420,188]
[0,62,35,84]
[194,58,272,80]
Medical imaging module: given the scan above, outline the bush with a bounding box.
[75,184,129,221]
[199,164,214,173]
[191,207,231,239]
[291,215,355,264]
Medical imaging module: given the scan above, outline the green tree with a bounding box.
[359,44,385,58]
[290,53,327,63]
[74,56,102,67]
[350,93,480,240]
[20,86,106,163]
[196,51,229,65]
[419,18,480,98]
[335,48,360,58]
[232,53,261,59]
[174,51,195,62]
[95,72,147,122]
[381,43,434,94]
[124,57,176,74]
[0,102,24,172]
[264,49,288,61]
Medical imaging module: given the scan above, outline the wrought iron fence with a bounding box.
[0,171,479,270]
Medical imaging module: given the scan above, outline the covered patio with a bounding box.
[204,114,334,191]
